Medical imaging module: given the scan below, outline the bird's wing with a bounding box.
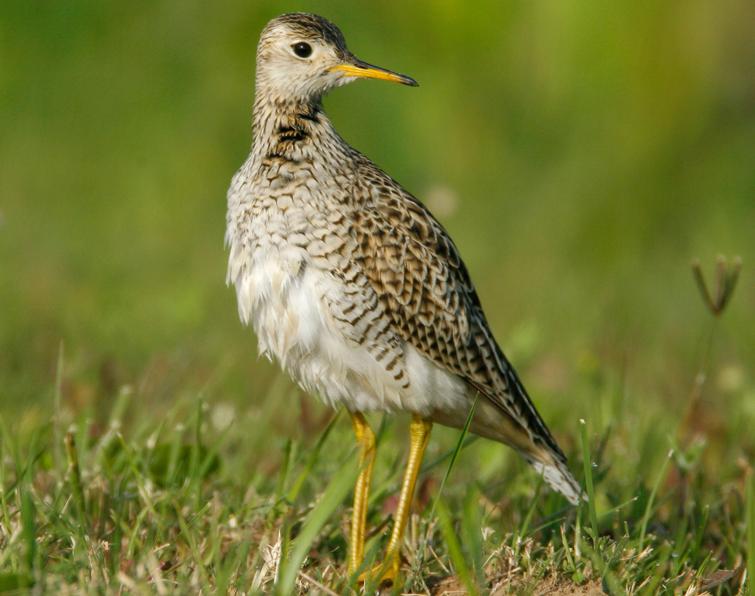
[352,163,567,463]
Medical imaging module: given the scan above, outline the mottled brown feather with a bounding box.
[352,158,567,463]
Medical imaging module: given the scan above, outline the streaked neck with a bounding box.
[250,90,356,170]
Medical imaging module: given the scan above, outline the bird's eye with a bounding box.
[292,42,312,58]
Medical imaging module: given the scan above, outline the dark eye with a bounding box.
[292,42,312,58]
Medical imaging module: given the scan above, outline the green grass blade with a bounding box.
[747,473,754,596]
[53,342,64,477]
[431,394,478,516]
[579,419,599,542]
[275,457,357,596]
[421,436,479,474]
[461,485,484,586]
[64,431,87,523]
[267,439,294,522]
[20,486,36,575]
[579,538,624,594]
[639,448,673,551]
[437,499,478,596]
[286,411,340,503]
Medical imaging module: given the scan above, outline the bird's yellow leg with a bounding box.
[361,414,432,585]
[383,415,432,578]
[348,412,376,575]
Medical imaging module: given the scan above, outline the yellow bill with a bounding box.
[331,61,418,87]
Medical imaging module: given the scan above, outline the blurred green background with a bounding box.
[1,0,753,456]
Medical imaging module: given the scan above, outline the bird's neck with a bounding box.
[251,95,348,165]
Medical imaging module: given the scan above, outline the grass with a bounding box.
[0,292,750,594]
[1,0,753,593]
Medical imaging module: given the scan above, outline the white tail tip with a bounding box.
[530,460,586,505]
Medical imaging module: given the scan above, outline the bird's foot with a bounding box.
[357,553,400,587]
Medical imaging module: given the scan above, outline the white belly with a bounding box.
[228,247,469,415]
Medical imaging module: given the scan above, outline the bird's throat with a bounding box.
[252,96,326,159]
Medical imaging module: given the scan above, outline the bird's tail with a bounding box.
[431,397,586,504]
[525,453,585,505]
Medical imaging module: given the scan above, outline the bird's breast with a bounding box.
[225,160,469,414]
[225,172,352,367]
[235,246,319,364]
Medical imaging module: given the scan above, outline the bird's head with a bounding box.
[255,13,418,104]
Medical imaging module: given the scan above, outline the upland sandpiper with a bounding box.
[226,13,582,583]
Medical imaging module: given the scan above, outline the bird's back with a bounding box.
[347,156,582,502]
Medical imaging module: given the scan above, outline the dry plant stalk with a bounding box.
[691,255,742,316]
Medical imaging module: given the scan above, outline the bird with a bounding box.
[225,12,582,584]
